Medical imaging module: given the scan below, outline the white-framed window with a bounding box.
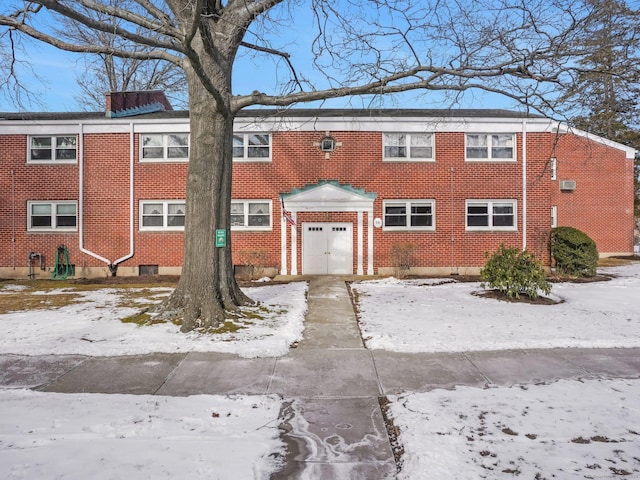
[383,200,435,230]
[466,200,517,231]
[28,201,77,231]
[140,133,189,161]
[28,136,77,163]
[465,134,515,161]
[233,133,271,161]
[231,200,271,230]
[550,157,557,180]
[383,133,434,161]
[140,200,186,230]
[551,205,557,228]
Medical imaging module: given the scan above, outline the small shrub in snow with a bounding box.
[550,227,598,277]
[480,244,551,299]
[390,242,416,278]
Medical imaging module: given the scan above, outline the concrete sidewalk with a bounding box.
[2,276,640,479]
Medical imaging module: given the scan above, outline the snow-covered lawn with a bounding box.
[391,378,640,479]
[1,262,639,479]
[0,282,308,358]
[351,262,640,353]
[0,390,284,480]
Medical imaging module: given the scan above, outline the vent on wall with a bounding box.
[560,180,576,191]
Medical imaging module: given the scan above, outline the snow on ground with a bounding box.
[351,262,640,353]
[390,377,640,479]
[0,389,284,480]
[0,282,307,358]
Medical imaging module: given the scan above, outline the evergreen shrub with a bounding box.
[480,244,551,299]
[550,227,598,277]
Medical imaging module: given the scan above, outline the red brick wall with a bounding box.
[1,124,633,277]
[552,133,634,254]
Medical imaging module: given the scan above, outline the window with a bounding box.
[383,200,435,230]
[466,200,517,230]
[383,133,434,161]
[231,200,271,230]
[233,133,271,161]
[141,134,189,161]
[28,136,77,162]
[466,134,514,160]
[140,201,186,230]
[28,201,77,231]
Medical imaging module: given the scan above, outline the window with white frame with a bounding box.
[140,201,186,230]
[232,133,271,161]
[28,201,77,231]
[231,200,271,230]
[465,134,515,160]
[28,136,77,162]
[383,133,434,161]
[141,133,189,161]
[466,200,517,230]
[383,200,435,230]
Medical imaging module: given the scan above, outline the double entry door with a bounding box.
[302,222,353,274]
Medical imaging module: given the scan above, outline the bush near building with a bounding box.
[551,227,599,277]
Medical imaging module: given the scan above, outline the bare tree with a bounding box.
[0,0,612,331]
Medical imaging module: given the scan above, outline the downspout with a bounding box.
[522,119,527,251]
[78,122,135,275]
[111,122,135,269]
[11,169,16,269]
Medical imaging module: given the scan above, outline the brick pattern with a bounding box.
[0,126,634,277]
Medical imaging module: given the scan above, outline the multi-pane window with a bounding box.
[233,133,271,161]
[466,134,514,160]
[231,200,271,229]
[383,200,435,230]
[141,134,189,161]
[28,136,77,162]
[383,133,434,161]
[466,200,517,230]
[140,201,186,230]
[28,201,77,231]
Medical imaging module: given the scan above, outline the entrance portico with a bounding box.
[280,181,377,275]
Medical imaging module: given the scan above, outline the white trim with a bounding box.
[139,132,189,162]
[551,205,557,228]
[382,132,435,162]
[139,200,186,231]
[232,133,272,163]
[465,199,518,231]
[27,135,78,164]
[230,199,272,231]
[383,200,436,231]
[27,200,78,232]
[465,133,516,162]
[357,211,364,275]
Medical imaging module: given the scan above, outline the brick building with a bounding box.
[0,95,635,279]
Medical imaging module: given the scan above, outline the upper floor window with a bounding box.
[383,200,435,230]
[140,200,186,230]
[231,200,271,230]
[233,133,271,161]
[141,134,189,161]
[28,201,77,231]
[466,134,514,161]
[466,200,517,231]
[28,136,77,163]
[383,133,434,161]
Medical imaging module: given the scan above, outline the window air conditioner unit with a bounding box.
[560,180,576,191]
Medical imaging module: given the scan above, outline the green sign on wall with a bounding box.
[215,229,226,247]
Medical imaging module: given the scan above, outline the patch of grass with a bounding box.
[0,292,81,314]
[198,320,246,334]
[120,311,167,326]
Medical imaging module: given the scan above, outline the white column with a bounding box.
[280,215,288,275]
[367,209,374,275]
[357,211,364,275]
[291,212,298,275]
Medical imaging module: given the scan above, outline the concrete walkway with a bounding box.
[2,277,640,479]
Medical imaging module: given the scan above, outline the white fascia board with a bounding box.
[234,115,557,134]
[555,123,636,160]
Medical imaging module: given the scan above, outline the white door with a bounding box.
[302,223,353,274]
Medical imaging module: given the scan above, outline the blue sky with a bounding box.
[0,2,517,113]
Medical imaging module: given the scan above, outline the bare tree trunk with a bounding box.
[156,68,253,332]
